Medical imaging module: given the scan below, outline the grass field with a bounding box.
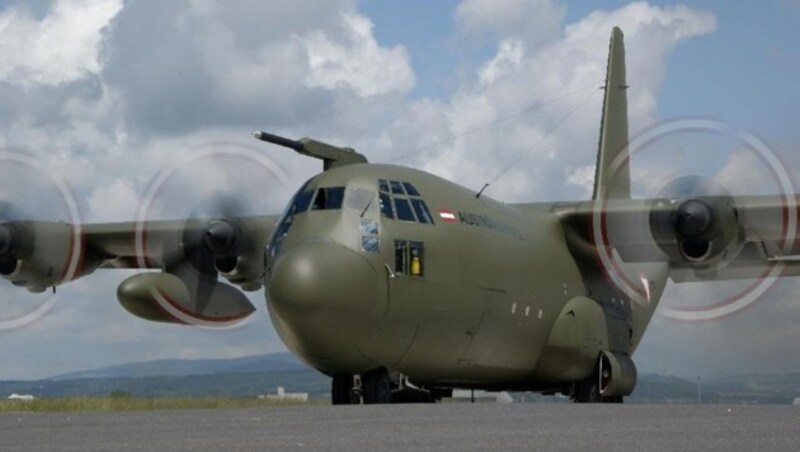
[0,395,325,412]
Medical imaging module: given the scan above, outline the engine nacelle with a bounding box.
[204,219,269,292]
[0,221,81,293]
[215,253,265,291]
[650,195,741,265]
[117,272,256,326]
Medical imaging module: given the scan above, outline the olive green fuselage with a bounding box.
[266,163,664,390]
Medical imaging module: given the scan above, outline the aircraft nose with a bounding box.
[267,241,379,360]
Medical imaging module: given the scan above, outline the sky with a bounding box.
[0,0,799,380]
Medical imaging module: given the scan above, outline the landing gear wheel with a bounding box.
[362,368,393,404]
[571,355,625,403]
[331,374,355,405]
[572,376,602,403]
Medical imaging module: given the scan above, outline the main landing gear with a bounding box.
[331,368,442,405]
[570,355,624,404]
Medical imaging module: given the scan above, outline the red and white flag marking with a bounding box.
[438,209,457,223]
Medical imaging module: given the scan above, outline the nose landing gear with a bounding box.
[331,368,441,405]
[361,369,393,404]
[331,374,360,405]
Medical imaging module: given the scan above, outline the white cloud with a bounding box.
[383,2,717,203]
[714,150,777,195]
[0,0,414,378]
[478,39,525,86]
[87,179,139,222]
[99,1,414,136]
[566,164,595,196]
[302,12,415,97]
[0,0,122,86]
[455,0,566,48]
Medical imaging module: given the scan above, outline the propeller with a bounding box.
[647,175,738,261]
[203,220,238,255]
[674,199,713,239]
[0,201,26,221]
[0,223,20,275]
[142,194,259,325]
[134,144,287,326]
[0,225,11,255]
[0,157,85,329]
[0,179,69,278]
[0,197,38,279]
[165,195,252,274]
[586,117,793,320]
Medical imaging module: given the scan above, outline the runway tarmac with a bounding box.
[1,403,798,451]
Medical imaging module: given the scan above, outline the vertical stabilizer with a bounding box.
[592,27,630,200]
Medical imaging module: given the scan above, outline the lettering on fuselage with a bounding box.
[457,211,524,240]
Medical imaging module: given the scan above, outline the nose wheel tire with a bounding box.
[332,374,356,405]
[362,368,393,404]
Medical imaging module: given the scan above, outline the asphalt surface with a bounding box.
[1,403,798,451]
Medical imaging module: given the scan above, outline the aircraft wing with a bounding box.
[551,194,800,283]
[82,216,278,271]
[84,219,205,270]
[0,215,279,325]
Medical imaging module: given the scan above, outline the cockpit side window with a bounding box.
[345,187,375,214]
[311,187,345,210]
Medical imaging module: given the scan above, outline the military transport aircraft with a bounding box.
[0,28,795,403]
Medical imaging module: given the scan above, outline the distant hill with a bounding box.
[629,373,800,405]
[0,352,330,399]
[50,352,307,380]
[2,352,799,403]
[0,370,330,398]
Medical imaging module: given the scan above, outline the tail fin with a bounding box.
[592,27,630,200]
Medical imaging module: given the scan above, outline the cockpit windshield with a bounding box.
[269,180,311,257]
[377,179,434,225]
[311,187,345,210]
[268,181,348,258]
